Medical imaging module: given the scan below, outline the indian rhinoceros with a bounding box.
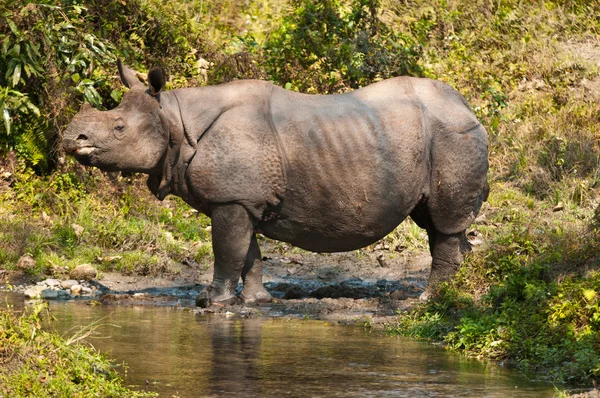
[62,60,489,307]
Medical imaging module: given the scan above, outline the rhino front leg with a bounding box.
[240,235,272,304]
[196,204,254,308]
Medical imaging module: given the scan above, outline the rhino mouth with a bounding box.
[70,146,103,166]
[74,146,97,156]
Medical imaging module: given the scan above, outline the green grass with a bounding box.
[0,301,156,397]
[389,185,600,384]
[0,0,599,387]
[0,168,213,278]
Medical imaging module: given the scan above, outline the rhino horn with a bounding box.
[117,58,143,89]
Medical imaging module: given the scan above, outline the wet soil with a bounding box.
[2,241,433,324]
[99,244,432,323]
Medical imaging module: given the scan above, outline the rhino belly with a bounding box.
[258,160,424,252]
[259,200,412,253]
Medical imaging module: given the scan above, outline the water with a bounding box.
[2,292,554,397]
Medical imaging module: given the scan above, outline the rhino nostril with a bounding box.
[77,134,89,141]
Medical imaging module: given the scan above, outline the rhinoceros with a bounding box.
[62,60,489,307]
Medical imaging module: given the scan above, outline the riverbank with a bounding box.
[2,237,433,323]
[0,301,156,397]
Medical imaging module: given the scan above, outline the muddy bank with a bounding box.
[2,247,432,323]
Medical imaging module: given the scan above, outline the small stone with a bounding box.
[61,280,79,290]
[41,289,59,299]
[70,264,97,281]
[553,202,564,212]
[71,284,82,295]
[16,255,36,271]
[376,254,388,268]
[24,286,44,299]
[81,286,93,296]
[390,290,409,300]
[45,279,61,287]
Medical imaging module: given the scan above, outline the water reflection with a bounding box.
[1,294,553,397]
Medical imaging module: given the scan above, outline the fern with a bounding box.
[16,127,48,168]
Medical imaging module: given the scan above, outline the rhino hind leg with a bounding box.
[410,205,471,300]
[240,235,272,304]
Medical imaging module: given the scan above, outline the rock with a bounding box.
[390,290,409,300]
[71,284,82,295]
[553,202,564,212]
[41,289,59,299]
[70,264,97,281]
[16,255,36,271]
[376,254,389,268]
[61,279,79,289]
[45,279,61,287]
[81,286,93,296]
[24,286,44,299]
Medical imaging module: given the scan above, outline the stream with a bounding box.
[2,292,554,397]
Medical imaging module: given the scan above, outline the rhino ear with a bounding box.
[148,67,167,96]
[117,59,143,89]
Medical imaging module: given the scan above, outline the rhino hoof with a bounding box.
[195,290,239,308]
[240,289,273,305]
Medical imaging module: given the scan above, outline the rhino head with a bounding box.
[62,60,169,173]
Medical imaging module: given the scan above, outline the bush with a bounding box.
[261,0,423,93]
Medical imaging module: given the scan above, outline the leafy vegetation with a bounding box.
[0,301,156,397]
[0,0,599,388]
[260,0,423,93]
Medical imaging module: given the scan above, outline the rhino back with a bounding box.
[262,79,431,252]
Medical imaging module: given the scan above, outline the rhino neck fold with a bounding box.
[147,91,196,202]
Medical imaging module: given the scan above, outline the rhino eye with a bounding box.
[113,120,126,138]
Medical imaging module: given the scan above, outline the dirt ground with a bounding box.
[77,242,432,324]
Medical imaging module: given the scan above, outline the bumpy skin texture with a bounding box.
[62,62,489,306]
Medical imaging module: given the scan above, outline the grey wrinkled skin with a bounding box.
[62,61,489,307]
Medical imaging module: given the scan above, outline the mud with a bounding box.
[2,241,433,324]
[96,244,431,323]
